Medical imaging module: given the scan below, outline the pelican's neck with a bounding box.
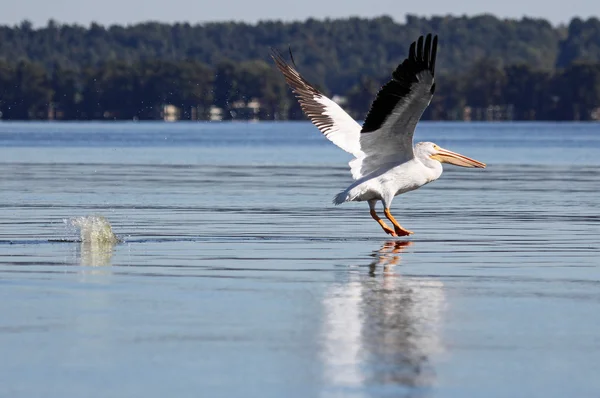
[414,144,443,181]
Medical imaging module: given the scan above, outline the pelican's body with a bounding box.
[271,34,486,236]
[334,142,443,205]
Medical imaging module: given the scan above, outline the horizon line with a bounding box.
[4,12,594,29]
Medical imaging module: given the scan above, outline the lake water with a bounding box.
[1,121,599,398]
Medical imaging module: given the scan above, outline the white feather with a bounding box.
[313,95,363,157]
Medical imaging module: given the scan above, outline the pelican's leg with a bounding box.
[384,208,414,236]
[368,200,397,237]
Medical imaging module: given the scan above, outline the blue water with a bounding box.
[0,121,599,398]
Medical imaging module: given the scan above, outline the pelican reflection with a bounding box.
[368,240,413,276]
[320,241,446,396]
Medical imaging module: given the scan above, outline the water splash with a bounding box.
[67,215,120,244]
[65,215,121,266]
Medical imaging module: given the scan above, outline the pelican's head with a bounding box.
[417,142,486,168]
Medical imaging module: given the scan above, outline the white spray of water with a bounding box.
[65,215,120,266]
[67,215,120,244]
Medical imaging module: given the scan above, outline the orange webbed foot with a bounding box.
[394,227,413,236]
[383,226,398,237]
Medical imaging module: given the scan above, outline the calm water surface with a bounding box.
[1,122,599,398]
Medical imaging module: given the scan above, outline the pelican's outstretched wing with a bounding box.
[355,34,438,179]
[270,48,363,158]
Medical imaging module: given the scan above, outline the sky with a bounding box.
[0,0,597,27]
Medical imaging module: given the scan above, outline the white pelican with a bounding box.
[271,34,486,237]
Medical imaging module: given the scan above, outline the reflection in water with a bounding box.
[321,241,446,397]
[77,240,115,266]
[369,241,413,276]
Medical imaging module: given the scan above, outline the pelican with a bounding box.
[270,34,486,236]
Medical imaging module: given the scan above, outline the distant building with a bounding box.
[209,106,223,121]
[162,104,180,122]
[463,105,514,121]
[230,98,261,121]
[332,95,347,106]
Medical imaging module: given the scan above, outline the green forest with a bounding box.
[1,15,600,121]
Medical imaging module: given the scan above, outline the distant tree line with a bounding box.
[1,15,600,121]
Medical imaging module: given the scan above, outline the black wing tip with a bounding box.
[412,33,438,75]
[270,45,300,71]
[268,46,324,99]
[430,35,438,75]
[409,42,416,61]
[288,46,298,68]
[362,33,439,133]
[269,47,285,64]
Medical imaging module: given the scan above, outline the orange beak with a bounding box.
[431,147,486,168]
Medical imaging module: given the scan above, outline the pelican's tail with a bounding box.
[332,189,350,205]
